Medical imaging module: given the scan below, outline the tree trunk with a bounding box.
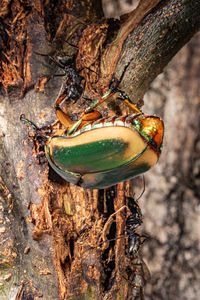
[0,1,199,299]
[140,32,200,300]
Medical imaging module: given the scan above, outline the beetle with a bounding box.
[21,80,164,189]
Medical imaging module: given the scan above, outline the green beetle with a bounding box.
[21,88,164,189]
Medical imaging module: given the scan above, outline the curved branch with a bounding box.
[100,0,200,102]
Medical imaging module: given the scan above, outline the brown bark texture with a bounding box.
[0,0,200,299]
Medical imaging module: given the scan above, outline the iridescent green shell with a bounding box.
[45,114,164,189]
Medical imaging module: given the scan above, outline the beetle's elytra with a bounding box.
[46,111,164,189]
[21,79,164,189]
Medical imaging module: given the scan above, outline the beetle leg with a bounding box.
[55,80,102,132]
[86,59,132,112]
[54,84,74,127]
[55,83,68,106]
[116,90,143,114]
[67,110,102,135]
[85,87,142,116]
[84,61,135,114]
[76,110,102,130]
[123,98,143,114]
[81,111,101,121]
[84,89,115,113]
[55,106,74,128]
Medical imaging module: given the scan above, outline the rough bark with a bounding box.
[141,33,200,300]
[0,0,199,299]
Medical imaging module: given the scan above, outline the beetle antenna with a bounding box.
[20,114,40,131]
[20,114,49,139]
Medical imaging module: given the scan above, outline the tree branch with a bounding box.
[101,0,200,102]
